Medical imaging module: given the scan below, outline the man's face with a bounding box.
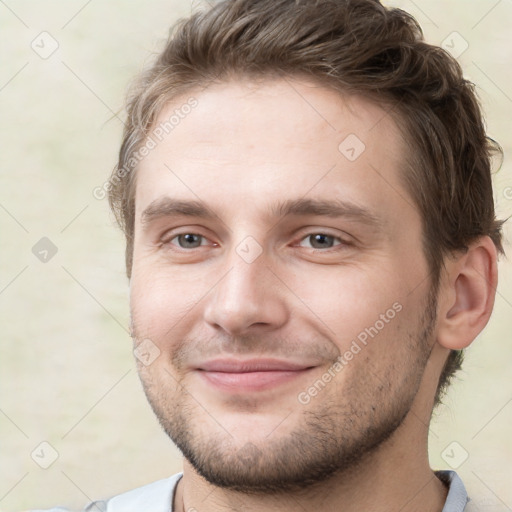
[130,78,436,492]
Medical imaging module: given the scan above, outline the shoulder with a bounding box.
[95,472,182,512]
[436,470,509,512]
[28,472,183,512]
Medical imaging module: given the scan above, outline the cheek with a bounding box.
[292,261,428,381]
[290,265,405,341]
[129,264,202,343]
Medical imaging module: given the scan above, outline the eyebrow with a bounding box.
[140,196,384,230]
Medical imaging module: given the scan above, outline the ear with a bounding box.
[437,236,498,350]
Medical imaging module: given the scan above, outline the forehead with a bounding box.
[134,78,416,228]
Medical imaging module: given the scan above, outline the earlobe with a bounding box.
[437,236,498,350]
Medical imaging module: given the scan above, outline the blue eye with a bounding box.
[162,232,347,252]
[299,233,343,249]
[171,233,206,249]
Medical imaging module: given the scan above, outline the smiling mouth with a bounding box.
[195,358,317,392]
[198,368,314,391]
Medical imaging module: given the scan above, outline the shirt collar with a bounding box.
[437,470,470,512]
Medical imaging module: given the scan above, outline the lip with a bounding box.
[195,358,316,392]
[197,358,314,372]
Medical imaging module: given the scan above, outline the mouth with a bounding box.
[195,358,316,392]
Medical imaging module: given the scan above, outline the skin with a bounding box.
[129,78,498,512]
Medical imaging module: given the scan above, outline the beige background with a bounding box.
[0,1,511,510]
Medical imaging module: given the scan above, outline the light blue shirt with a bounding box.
[33,470,476,511]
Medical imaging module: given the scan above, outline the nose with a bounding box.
[203,248,289,336]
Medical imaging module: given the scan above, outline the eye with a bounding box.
[168,233,209,249]
[298,233,345,249]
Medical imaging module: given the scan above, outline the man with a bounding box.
[41,0,506,510]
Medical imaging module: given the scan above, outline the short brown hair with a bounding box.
[109,0,506,405]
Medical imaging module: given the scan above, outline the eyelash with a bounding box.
[161,231,350,252]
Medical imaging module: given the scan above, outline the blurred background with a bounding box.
[0,1,511,510]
